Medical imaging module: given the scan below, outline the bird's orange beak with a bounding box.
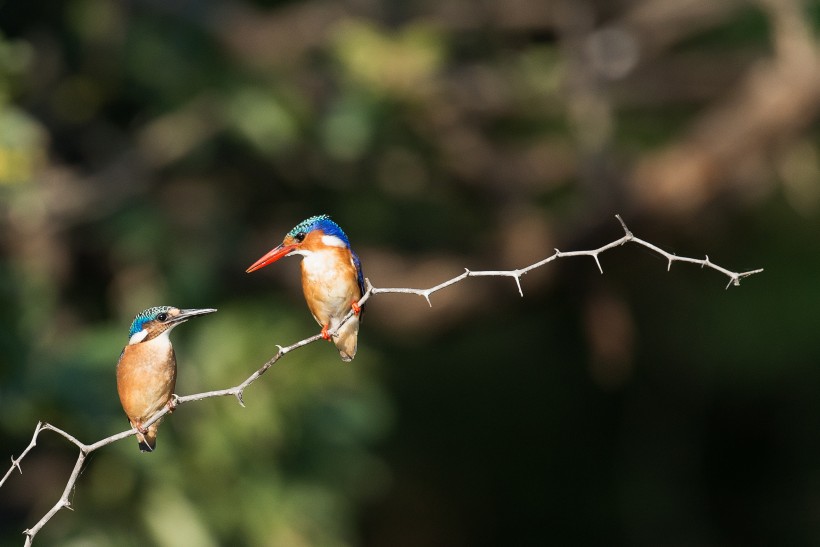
[246,243,297,273]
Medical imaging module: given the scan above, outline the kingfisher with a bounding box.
[246,214,365,362]
[116,306,216,452]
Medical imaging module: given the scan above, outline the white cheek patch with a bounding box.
[128,329,148,345]
[321,235,346,248]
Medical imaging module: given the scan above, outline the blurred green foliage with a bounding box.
[2,0,820,546]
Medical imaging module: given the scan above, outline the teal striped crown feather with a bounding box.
[128,306,173,338]
[287,215,350,247]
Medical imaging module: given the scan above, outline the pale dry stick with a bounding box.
[3,215,763,545]
[370,215,764,304]
[0,422,46,489]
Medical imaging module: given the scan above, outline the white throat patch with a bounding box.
[128,329,148,345]
[128,327,174,346]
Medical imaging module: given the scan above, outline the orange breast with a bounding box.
[300,247,361,327]
[116,340,177,422]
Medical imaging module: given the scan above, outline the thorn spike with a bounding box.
[615,214,632,237]
[594,255,603,274]
[514,276,523,297]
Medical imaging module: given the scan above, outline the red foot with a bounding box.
[166,395,179,413]
[352,302,361,315]
[321,324,331,340]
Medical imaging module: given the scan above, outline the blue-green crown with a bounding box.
[128,306,173,338]
[288,214,350,247]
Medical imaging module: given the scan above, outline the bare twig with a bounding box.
[2,215,762,545]
[369,215,763,304]
[0,422,46,489]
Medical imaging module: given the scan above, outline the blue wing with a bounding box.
[351,249,366,311]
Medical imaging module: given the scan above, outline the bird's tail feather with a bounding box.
[135,422,158,452]
[335,316,360,362]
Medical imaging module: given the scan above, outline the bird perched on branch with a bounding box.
[117,306,216,452]
[246,214,365,362]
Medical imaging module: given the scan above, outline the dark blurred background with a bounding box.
[1,0,819,545]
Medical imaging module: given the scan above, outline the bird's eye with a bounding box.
[156,313,168,322]
[294,232,306,242]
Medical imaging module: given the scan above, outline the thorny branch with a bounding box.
[1,216,763,546]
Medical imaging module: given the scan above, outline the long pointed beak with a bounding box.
[169,308,218,325]
[246,244,297,273]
